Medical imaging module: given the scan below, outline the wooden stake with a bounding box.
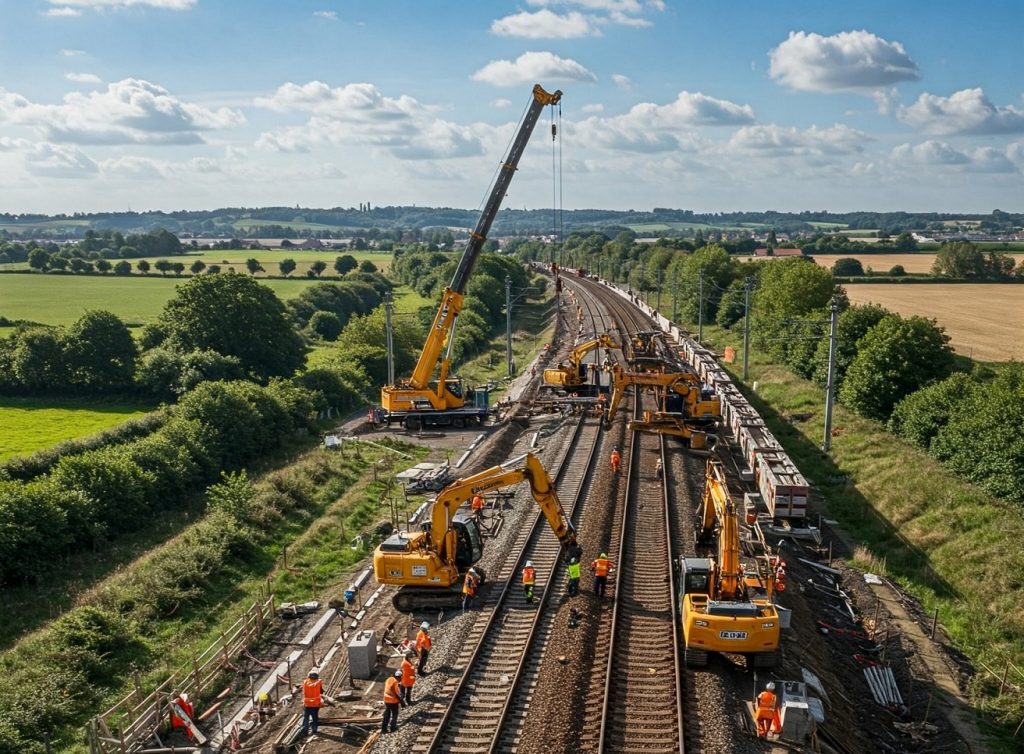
[930,607,939,640]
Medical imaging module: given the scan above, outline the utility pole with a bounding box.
[505,276,514,378]
[384,291,395,385]
[742,276,753,381]
[697,268,705,342]
[671,267,678,322]
[822,296,840,453]
[656,268,662,312]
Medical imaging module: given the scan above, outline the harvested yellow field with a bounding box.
[844,284,1024,361]
[810,253,1024,274]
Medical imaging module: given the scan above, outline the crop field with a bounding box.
[809,252,1024,273]
[844,283,1024,361]
[0,272,420,327]
[0,397,154,462]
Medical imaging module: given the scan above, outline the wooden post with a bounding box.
[192,653,201,693]
[1000,662,1010,696]
[44,732,52,754]
[873,596,880,636]
[282,545,288,570]
[922,690,934,725]
[827,540,833,569]
[930,607,939,640]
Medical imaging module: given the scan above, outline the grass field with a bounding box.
[0,397,154,462]
[0,273,420,327]
[809,252,1024,274]
[844,283,1024,361]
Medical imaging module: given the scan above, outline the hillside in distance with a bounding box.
[1,206,1021,240]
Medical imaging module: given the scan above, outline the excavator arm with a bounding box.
[698,458,743,600]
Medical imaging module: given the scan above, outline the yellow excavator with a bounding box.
[602,364,721,449]
[542,333,620,393]
[680,458,781,668]
[373,452,580,611]
[377,84,562,430]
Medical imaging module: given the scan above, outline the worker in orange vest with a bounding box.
[415,622,432,675]
[169,692,194,739]
[610,446,621,475]
[590,553,614,597]
[462,567,480,611]
[400,651,417,704]
[300,668,325,738]
[382,669,406,734]
[471,494,485,522]
[522,560,536,604]
[755,681,778,738]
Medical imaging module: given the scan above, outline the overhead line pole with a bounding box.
[822,296,840,453]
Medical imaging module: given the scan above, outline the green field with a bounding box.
[0,397,154,462]
[0,273,416,327]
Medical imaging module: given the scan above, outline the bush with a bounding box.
[889,264,906,276]
[831,257,865,276]
[309,310,343,341]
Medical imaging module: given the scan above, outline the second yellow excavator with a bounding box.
[680,458,781,668]
[542,333,620,393]
[373,452,580,611]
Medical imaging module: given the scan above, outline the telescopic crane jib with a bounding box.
[377,84,562,431]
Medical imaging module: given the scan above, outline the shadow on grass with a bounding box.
[739,384,959,601]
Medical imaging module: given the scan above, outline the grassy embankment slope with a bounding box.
[700,323,1024,742]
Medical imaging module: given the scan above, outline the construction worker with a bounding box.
[655,457,663,480]
[381,669,406,734]
[471,493,485,522]
[170,692,194,739]
[256,691,274,720]
[462,567,480,611]
[522,560,536,603]
[566,556,581,596]
[415,622,432,675]
[755,681,778,738]
[610,446,621,475]
[400,651,417,704]
[590,553,613,597]
[300,668,324,738]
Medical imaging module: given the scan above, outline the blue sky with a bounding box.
[1,0,1022,214]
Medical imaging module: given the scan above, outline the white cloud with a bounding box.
[0,138,98,177]
[313,10,337,20]
[491,98,512,108]
[472,51,597,87]
[492,9,600,38]
[255,81,423,119]
[66,72,102,84]
[60,49,86,56]
[44,7,83,17]
[897,88,1024,135]
[611,74,632,90]
[0,79,244,145]
[48,0,196,9]
[727,124,868,156]
[890,140,1018,173]
[769,30,919,92]
[582,103,604,113]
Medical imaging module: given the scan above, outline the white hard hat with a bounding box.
[394,669,403,677]
[766,682,776,691]
[180,692,189,702]
[420,621,430,630]
[525,560,533,567]
[309,668,320,677]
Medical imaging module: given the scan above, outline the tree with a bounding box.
[158,274,306,380]
[894,232,918,251]
[27,248,49,272]
[334,255,358,275]
[171,261,185,276]
[278,258,296,277]
[190,260,206,275]
[154,259,173,276]
[49,255,68,271]
[63,310,137,390]
[95,258,112,274]
[206,264,221,274]
[811,304,888,390]
[932,241,985,278]
[666,244,738,324]
[831,257,864,276]
[245,258,264,276]
[310,260,327,277]
[358,259,377,273]
[839,314,955,421]
[715,278,747,329]
[113,260,132,275]
[888,372,975,450]
[889,264,906,276]
[10,328,65,390]
[309,311,343,341]
[136,259,151,275]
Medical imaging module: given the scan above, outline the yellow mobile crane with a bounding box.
[542,333,620,393]
[680,458,781,668]
[377,84,562,430]
[603,364,721,449]
[373,452,580,611]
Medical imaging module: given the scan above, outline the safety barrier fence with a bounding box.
[87,588,275,754]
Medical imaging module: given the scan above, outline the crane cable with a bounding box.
[550,98,563,267]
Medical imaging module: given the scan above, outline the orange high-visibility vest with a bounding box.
[472,495,484,511]
[592,557,610,577]
[303,678,323,708]
[384,676,402,704]
[463,572,478,595]
[756,690,777,719]
[171,698,193,728]
[610,451,621,466]
[400,659,416,687]
[523,566,536,585]
[416,629,431,652]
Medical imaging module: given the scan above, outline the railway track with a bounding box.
[415,412,603,753]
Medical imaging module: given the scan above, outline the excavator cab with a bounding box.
[680,558,712,596]
[452,514,484,570]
